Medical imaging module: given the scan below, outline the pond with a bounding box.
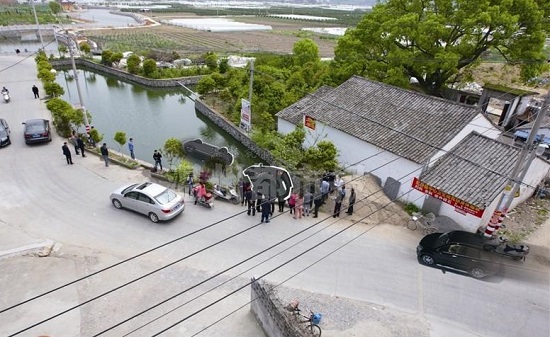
[55,68,261,184]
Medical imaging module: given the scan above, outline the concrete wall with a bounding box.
[50,58,203,87]
[250,277,311,337]
[195,99,276,165]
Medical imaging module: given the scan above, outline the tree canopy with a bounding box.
[333,0,548,95]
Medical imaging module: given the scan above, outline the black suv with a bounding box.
[416,231,501,279]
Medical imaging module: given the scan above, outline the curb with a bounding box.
[0,240,55,260]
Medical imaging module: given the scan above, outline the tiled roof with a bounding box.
[419,132,520,207]
[276,75,482,164]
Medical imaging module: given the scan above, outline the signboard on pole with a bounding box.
[412,177,485,218]
[303,114,316,130]
[240,98,251,132]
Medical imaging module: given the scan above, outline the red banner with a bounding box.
[304,115,316,130]
[412,177,485,218]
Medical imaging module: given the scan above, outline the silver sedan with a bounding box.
[109,182,185,223]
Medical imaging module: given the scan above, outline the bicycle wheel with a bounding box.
[407,219,418,230]
[310,323,322,337]
[424,226,438,234]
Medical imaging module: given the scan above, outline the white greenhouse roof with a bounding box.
[301,27,347,36]
[163,18,272,32]
[268,14,337,21]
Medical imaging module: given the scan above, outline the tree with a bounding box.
[204,52,218,71]
[89,128,104,145]
[303,140,339,172]
[333,0,548,95]
[57,44,68,58]
[196,76,216,94]
[46,98,83,136]
[142,58,157,78]
[114,131,127,157]
[79,42,91,55]
[163,137,185,171]
[292,38,320,66]
[110,52,124,66]
[43,81,65,97]
[219,58,229,74]
[127,54,141,74]
[101,50,113,66]
[37,68,56,82]
[49,1,62,14]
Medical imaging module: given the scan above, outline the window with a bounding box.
[137,193,153,204]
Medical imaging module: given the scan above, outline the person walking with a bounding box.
[100,143,109,167]
[76,135,86,157]
[32,85,39,99]
[186,174,194,196]
[313,192,322,218]
[153,149,163,171]
[260,195,271,223]
[333,185,346,218]
[128,138,135,159]
[294,192,304,219]
[288,192,297,215]
[346,187,356,215]
[277,193,285,212]
[247,189,257,216]
[304,189,312,217]
[320,179,330,204]
[70,131,79,155]
[62,142,73,165]
[245,187,253,215]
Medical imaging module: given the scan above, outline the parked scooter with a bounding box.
[212,184,239,204]
[483,236,529,261]
[2,90,10,103]
[193,186,214,209]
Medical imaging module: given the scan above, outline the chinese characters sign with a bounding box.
[240,99,251,132]
[412,177,485,218]
[304,115,316,130]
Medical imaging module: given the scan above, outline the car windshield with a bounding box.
[435,232,449,247]
[122,184,139,194]
[155,189,177,205]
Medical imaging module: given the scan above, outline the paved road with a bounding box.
[0,55,548,337]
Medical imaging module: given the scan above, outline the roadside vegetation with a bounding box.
[0,2,68,25]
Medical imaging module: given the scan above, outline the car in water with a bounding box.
[416,231,501,279]
[22,119,51,144]
[109,182,185,223]
[0,118,11,147]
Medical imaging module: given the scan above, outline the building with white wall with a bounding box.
[275,76,550,230]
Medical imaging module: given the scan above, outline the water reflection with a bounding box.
[55,69,260,178]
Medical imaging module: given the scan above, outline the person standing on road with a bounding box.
[62,142,73,165]
[304,189,312,217]
[277,192,285,213]
[186,174,194,196]
[76,135,86,157]
[313,191,322,218]
[333,185,346,218]
[288,192,297,215]
[100,143,109,167]
[153,149,163,171]
[320,179,330,204]
[260,195,271,223]
[32,85,39,99]
[247,189,257,216]
[128,138,135,160]
[70,131,79,155]
[294,192,304,219]
[346,187,356,215]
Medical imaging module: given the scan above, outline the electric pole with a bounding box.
[31,0,44,49]
[67,31,91,132]
[483,93,550,238]
[247,59,254,133]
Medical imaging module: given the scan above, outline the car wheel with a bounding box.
[419,254,435,266]
[470,267,486,279]
[149,212,159,223]
[112,199,123,209]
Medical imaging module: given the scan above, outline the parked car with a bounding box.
[22,119,51,144]
[0,118,11,147]
[183,138,234,166]
[109,182,185,223]
[416,231,502,279]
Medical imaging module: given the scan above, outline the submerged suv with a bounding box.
[416,231,501,279]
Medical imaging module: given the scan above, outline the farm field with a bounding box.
[83,15,341,57]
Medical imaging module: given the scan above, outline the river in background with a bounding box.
[55,69,260,184]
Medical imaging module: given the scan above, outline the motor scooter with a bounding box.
[2,90,10,103]
[212,184,239,204]
[483,236,529,261]
[193,187,214,209]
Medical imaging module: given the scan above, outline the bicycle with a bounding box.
[406,212,437,234]
[287,300,322,336]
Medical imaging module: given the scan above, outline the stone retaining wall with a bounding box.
[50,58,202,87]
[195,99,276,165]
[250,278,311,337]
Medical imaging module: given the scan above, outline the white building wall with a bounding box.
[429,114,501,165]
[278,119,424,204]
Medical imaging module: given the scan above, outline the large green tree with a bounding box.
[334,0,548,95]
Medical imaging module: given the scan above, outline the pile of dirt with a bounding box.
[320,174,409,226]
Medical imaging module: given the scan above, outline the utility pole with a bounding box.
[483,93,550,238]
[246,59,254,133]
[67,31,91,133]
[31,0,44,49]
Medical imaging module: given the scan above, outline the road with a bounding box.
[0,55,548,337]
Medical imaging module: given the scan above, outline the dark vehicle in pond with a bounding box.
[22,119,51,144]
[183,139,234,166]
[416,231,502,279]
